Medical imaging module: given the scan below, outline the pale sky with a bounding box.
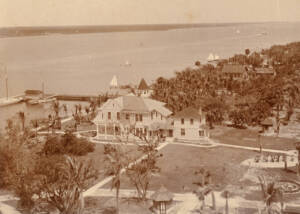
[0,0,300,27]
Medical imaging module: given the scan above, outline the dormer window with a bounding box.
[190,119,194,125]
[181,118,184,125]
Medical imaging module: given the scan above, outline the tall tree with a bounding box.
[34,155,98,214]
[104,145,129,214]
[18,111,26,131]
[258,176,283,214]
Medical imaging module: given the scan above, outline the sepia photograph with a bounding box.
[0,0,300,213]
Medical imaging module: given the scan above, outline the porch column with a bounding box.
[113,123,115,137]
[104,123,107,140]
[96,124,99,138]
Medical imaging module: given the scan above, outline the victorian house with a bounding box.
[93,94,173,141]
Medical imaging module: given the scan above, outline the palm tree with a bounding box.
[221,190,230,214]
[52,101,60,119]
[295,142,300,176]
[104,145,127,214]
[78,104,82,116]
[31,120,39,141]
[85,106,90,121]
[63,104,68,118]
[258,176,283,214]
[18,111,25,131]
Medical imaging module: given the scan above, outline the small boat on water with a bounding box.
[207,53,220,62]
[26,98,56,105]
[236,29,241,34]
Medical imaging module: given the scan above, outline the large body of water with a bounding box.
[0,22,300,132]
[0,22,300,97]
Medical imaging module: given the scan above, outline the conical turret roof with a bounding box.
[138,78,149,90]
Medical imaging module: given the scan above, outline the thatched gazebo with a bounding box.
[260,118,274,132]
[150,185,174,214]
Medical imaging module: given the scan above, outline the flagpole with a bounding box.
[5,67,8,100]
[5,76,8,100]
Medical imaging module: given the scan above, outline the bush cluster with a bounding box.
[42,132,95,156]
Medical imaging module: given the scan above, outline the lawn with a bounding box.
[106,143,300,203]
[81,143,143,187]
[211,125,298,151]
[84,197,153,214]
[112,144,257,193]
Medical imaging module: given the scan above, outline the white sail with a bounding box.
[125,60,131,66]
[207,53,215,61]
[214,55,220,60]
[110,75,118,87]
[236,29,240,34]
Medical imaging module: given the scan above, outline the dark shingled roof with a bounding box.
[173,107,201,118]
[222,64,246,74]
[138,78,150,90]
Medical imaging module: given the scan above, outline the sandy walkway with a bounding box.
[0,202,21,214]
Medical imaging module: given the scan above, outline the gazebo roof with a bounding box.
[261,118,273,126]
[151,186,173,202]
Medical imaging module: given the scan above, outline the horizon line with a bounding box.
[0,21,298,29]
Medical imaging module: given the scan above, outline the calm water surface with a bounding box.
[1,22,300,132]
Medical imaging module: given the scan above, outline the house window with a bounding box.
[135,114,138,122]
[190,119,194,125]
[199,130,204,137]
[126,113,129,120]
[156,112,158,117]
[108,112,111,120]
[181,128,185,136]
[139,114,143,122]
[169,130,173,137]
[151,112,153,120]
[117,112,120,120]
[161,115,163,120]
[181,118,184,125]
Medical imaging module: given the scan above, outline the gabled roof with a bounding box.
[173,107,201,118]
[122,96,149,113]
[138,78,149,90]
[222,64,246,74]
[95,95,172,120]
[143,98,172,117]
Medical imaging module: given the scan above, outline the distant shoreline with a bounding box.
[0,22,259,38]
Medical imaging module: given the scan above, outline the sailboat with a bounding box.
[124,60,131,66]
[236,29,241,34]
[207,53,220,62]
[110,75,118,88]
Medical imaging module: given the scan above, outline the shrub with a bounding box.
[42,132,95,156]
